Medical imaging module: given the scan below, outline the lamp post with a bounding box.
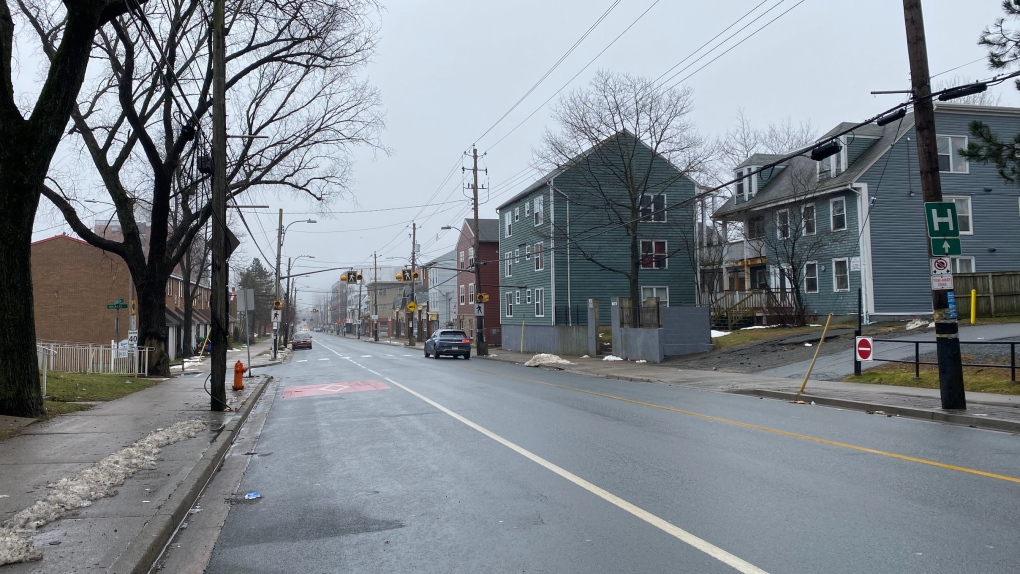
[284,255,314,346]
[274,213,315,358]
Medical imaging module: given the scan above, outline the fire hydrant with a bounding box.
[233,360,247,391]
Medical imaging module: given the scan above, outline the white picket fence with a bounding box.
[36,342,152,376]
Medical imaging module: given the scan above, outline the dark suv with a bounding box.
[424,329,471,359]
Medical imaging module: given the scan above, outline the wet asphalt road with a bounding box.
[206,332,1020,574]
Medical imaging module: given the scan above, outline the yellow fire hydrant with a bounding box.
[233,360,247,391]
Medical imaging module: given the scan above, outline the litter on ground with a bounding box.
[524,354,573,367]
[244,492,261,500]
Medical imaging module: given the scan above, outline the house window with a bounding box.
[505,212,512,237]
[735,167,757,200]
[459,251,465,269]
[804,262,818,293]
[515,291,520,305]
[526,245,532,260]
[951,256,975,273]
[514,207,520,222]
[468,247,475,266]
[776,209,790,239]
[640,240,667,269]
[641,286,669,307]
[640,194,666,222]
[937,135,968,173]
[535,242,544,270]
[514,248,520,263]
[534,196,544,225]
[526,289,532,304]
[746,216,765,240]
[830,197,847,231]
[505,252,512,277]
[525,202,530,217]
[505,292,513,317]
[833,258,850,292]
[945,196,973,234]
[802,204,816,235]
[459,285,465,305]
[468,283,474,303]
[534,288,545,317]
[818,157,831,180]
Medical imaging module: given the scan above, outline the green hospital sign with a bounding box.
[924,201,960,238]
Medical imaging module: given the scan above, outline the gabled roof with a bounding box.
[735,153,786,170]
[461,218,500,242]
[31,234,90,247]
[713,113,916,219]
[426,250,456,266]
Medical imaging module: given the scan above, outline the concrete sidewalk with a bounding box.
[479,349,1020,434]
[0,367,272,572]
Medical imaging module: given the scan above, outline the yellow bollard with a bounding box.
[971,289,977,324]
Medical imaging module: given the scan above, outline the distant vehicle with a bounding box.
[292,332,313,350]
[424,329,471,360]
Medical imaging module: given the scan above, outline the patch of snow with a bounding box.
[580,355,590,359]
[602,355,623,361]
[804,343,813,347]
[740,325,779,330]
[0,419,206,566]
[905,318,932,330]
[635,359,647,363]
[710,330,730,338]
[524,353,573,367]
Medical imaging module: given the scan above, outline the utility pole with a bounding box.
[902,0,966,409]
[273,208,283,359]
[373,252,379,341]
[358,271,363,340]
[284,256,292,344]
[408,222,417,346]
[470,146,488,355]
[209,0,228,411]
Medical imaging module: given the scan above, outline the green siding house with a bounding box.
[497,131,700,354]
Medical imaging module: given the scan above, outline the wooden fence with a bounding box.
[953,272,1020,318]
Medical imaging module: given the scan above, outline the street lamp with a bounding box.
[440,223,485,354]
[273,215,315,358]
[283,255,314,345]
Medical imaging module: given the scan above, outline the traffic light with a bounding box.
[475,293,489,303]
[398,269,420,282]
[273,300,283,310]
[341,270,362,284]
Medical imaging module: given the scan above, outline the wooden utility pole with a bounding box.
[409,222,417,346]
[273,208,283,359]
[209,0,228,410]
[471,146,488,355]
[902,0,966,409]
[373,251,379,341]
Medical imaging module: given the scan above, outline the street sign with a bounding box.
[931,275,954,290]
[271,309,282,322]
[474,303,484,316]
[947,290,958,320]
[406,301,417,313]
[113,298,125,305]
[238,288,255,312]
[371,314,379,320]
[930,256,951,275]
[855,337,873,361]
[924,201,960,238]
[127,330,138,347]
[107,302,128,309]
[428,313,439,321]
[930,237,962,256]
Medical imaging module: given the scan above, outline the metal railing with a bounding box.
[36,342,152,376]
[860,338,1018,381]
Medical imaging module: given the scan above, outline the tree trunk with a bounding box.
[136,278,170,376]
[0,177,44,417]
[181,253,194,359]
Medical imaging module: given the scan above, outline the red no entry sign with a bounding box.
[855,337,874,361]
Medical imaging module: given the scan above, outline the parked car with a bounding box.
[292,332,313,350]
[424,329,471,360]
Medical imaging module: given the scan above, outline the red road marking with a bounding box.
[282,380,390,398]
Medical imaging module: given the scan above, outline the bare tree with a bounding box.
[537,71,713,313]
[0,0,144,417]
[24,0,384,374]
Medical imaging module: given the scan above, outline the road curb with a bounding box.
[109,376,272,574]
[730,388,1020,433]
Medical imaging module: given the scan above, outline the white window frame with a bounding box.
[524,202,530,217]
[832,258,850,292]
[515,291,520,305]
[504,252,512,277]
[526,289,532,304]
[505,212,512,237]
[534,196,544,225]
[937,135,969,174]
[534,288,545,317]
[459,251,465,269]
[535,242,544,271]
[505,292,513,317]
[804,261,819,294]
[459,285,465,305]
[830,197,847,232]
[802,203,816,236]
[514,248,520,263]
[514,207,520,222]
[951,256,975,273]
[525,245,532,260]
[468,247,475,267]
[640,239,668,270]
[641,286,669,307]
[945,196,973,235]
[640,194,667,222]
[776,209,790,240]
[468,283,475,303]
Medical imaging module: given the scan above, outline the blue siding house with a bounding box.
[713,103,1020,322]
[496,130,700,353]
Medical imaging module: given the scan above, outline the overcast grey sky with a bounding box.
[29,0,1016,312]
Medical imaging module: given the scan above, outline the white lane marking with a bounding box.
[381,376,769,574]
[193,374,203,378]
[297,360,308,363]
[318,358,330,361]
[402,354,413,357]
[360,355,372,358]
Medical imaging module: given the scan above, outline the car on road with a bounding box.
[424,329,471,359]
[292,332,313,350]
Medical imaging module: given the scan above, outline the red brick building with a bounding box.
[454,218,501,347]
[31,234,214,357]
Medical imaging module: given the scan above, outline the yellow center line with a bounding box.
[463,366,1020,485]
